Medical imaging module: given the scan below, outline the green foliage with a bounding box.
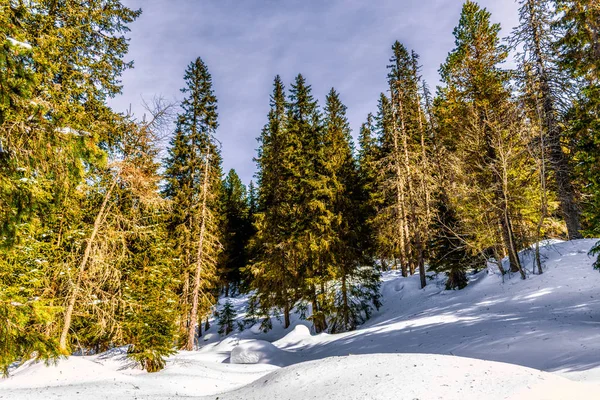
[251,77,380,333]
[555,1,600,238]
[0,240,62,376]
[436,1,530,277]
[217,300,236,336]
[589,240,600,270]
[163,57,223,348]
[428,193,484,290]
[220,169,252,294]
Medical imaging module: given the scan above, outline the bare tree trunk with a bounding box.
[493,246,507,276]
[341,274,349,329]
[186,154,211,351]
[180,267,190,339]
[283,302,291,329]
[391,91,409,278]
[59,180,117,353]
[501,206,525,279]
[416,98,429,288]
[399,180,410,277]
[534,93,548,275]
[398,96,419,278]
[311,285,324,334]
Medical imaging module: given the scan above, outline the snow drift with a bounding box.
[216,353,598,400]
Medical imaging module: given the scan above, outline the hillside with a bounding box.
[2,239,600,399]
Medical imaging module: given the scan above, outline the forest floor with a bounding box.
[2,239,600,399]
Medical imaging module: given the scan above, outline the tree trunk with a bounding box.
[59,179,116,353]
[284,302,291,329]
[418,249,426,289]
[500,206,524,279]
[186,154,211,351]
[391,87,409,278]
[535,92,548,275]
[341,274,349,330]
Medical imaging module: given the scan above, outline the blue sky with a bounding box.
[109,0,520,184]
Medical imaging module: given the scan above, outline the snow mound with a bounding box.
[217,353,599,400]
[230,339,299,367]
[5,357,128,388]
[273,323,312,347]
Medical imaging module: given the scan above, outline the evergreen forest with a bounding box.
[1,0,599,374]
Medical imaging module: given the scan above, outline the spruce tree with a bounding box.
[428,192,483,290]
[163,57,223,350]
[250,76,298,329]
[220,169,251,295]
[437,0,527,279]
[323,88,380,333]
[371,42,433,289]
[217,300,236,336]
[116,112,178,372]
[1,0,140,368]
[554,0,600,263]
[511,0,582,240]
[286,75,333,333]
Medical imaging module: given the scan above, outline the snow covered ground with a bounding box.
[2,239,600,399]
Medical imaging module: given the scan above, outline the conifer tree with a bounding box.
[428,192,483,290]
[286,75,333,333]
[323,88,380,333]
[373,42,432,288]
[220,169,251,295]
[437,0,527,279]
[511,0,582,240]
[357,113,380,263]
[1,0,140,245]
[554,0,600,262]
[372,93,403,271]
[217,300,236,336]
[1,0,140,367]
[163,57,223,350]
[250,76,298,329]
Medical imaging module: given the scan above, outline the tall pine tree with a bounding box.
[163,57,223,350]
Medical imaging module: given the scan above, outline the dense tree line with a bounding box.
[1,0,598,374]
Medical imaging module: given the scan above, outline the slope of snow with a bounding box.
[2,239,600,399]
[216,353,598,400]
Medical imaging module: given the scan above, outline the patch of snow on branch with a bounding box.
[7,37,32,50]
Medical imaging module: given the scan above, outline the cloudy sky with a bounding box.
[109,0,520,184]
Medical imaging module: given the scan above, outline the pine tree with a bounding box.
[104,110,178,373]
[437,0,527,279]
[428,192,483,290]
[1,0,140,367]
[163,57,223,350]
[554,0,600,265]
[220,169,251,295]
[1,0,140,245]
[250,76,298,329]
[372,93,402,271]
[511,0,582,240]
[371,42,432,288]
[285,75,333,333]
[554,0,600,82]
[323,88,380,333]
[217,300,236,336]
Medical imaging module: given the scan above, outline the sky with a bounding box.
[109,0,520,185]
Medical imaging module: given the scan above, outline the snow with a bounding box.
[6,37,32,50]
[218,353,598,400]
[230,340,296,366]
[2,239,600,399]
